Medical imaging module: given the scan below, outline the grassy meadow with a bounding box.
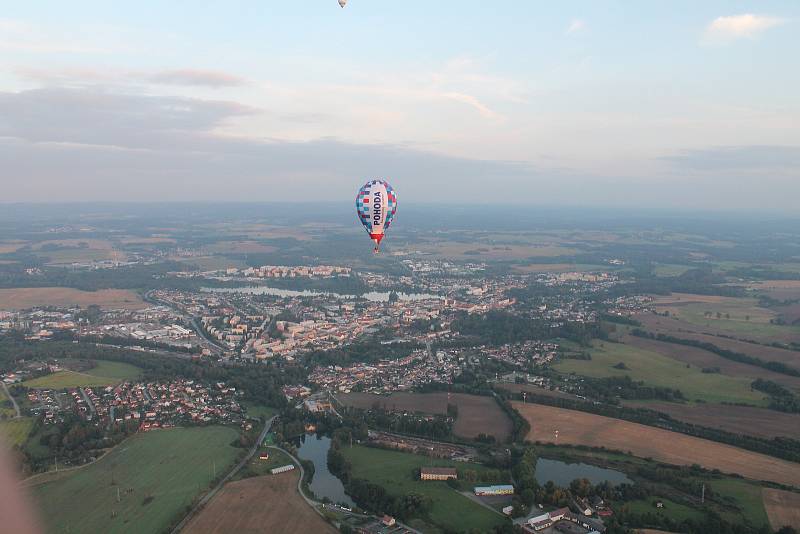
[553,341,767,405]
[339,445,507,532]
[31,426,241,534]
[23,360,141,389]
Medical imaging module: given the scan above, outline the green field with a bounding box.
[624,497,705,522]
[652,263,694,277]
[236,446,294,479]
[23,360,141,389]
[0,386,16,417]
[339,445,508,532]
[0,417,35,447]
[708,478,770,528]
[554,341,766,405]
[31,426,241,534]
[657,298,800,343]
[242,402,278,422]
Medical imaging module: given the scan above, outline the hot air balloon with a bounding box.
[338,0,347,7]
[355,180,397,253]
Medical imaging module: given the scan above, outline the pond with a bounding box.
[295,433,355,507]
[535,457,632,487]
[202,286,440,302]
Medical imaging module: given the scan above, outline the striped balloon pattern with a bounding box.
[355,179,397,251]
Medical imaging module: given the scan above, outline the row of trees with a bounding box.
[631,330,800,378]
[496,388,800,463]
[751,379,800,413]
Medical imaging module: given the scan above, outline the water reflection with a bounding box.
[535,458,632,486]
[295,433,355,507]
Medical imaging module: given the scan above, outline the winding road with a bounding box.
[171,416,276,534]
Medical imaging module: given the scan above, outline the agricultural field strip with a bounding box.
[514,402,800,488]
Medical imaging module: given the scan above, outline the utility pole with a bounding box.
[213,460,216,478]
[117,487,121,503]
[701,483,705,504]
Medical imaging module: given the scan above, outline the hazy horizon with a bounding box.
[2,1,799,209]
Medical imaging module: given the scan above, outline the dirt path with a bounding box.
[1,381,20,418]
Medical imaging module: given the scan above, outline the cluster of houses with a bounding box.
[309,350,465,393]
[55,380,245,431]
[483,340,560,369]
[525,506,606,533]
[234,265,352,278]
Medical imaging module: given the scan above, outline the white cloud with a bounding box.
[566,19,585,35]
[704,14,786,42]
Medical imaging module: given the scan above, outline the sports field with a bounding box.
[184,471,335,534]
[337,392,512,441]
[0,287,146,310]
[339,445,508,532]
[553,341,767,405]
[513,402,800,487]
[762,488,800,531]
[0,417,35,447]
[30,426,241,534]
[22,360,141,389]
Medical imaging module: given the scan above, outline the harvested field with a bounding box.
[637,312,800,352]
[623,401,800,440]
[511,263,608,273]
[206,241,278,254]
[337,392,512,441]
[0,287,146,310]
[623,335,800,392]
[416,241,577,260]
[775,304,800,325]
[652,293,744,305]
[750,280,800,301]
[513,402,800,487]
[0,242,26,253]
[184,471,334,534]
[762,488,800,531]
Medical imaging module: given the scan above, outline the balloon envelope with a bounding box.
[355,180,397,251]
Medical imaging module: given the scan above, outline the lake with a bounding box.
[202,286,440,302]
[295,433,355,507]
[535,457,632,486]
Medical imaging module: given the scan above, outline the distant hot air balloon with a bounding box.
[338,0,347,7]
[356,180,397,253]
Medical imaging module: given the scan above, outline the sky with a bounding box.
[1,1,799,210]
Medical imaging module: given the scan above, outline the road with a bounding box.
[143,290,227,356]
[172,416,276,534]
[1,381,21,418]
[79,387,96,417]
